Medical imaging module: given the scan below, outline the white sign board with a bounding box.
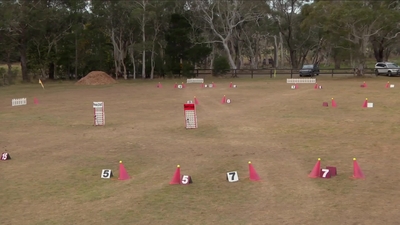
[93,102,105,126]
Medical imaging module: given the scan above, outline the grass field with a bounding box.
[1,77,400,225]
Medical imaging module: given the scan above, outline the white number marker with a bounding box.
[226,171,239,182]
[101,169,113,179]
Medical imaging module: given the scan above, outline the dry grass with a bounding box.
[1,77,400,225]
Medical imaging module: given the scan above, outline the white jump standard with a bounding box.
[186,78,204,83]
[12,98,27,106]
[184,103,198,129]
[93,102,105,126]
[287,78,316,84]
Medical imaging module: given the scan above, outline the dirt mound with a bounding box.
[75,71,116,85]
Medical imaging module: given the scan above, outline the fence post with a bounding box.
[196,69,199,77]
[270,69,272,78]
[290,69,293,78]
[331,69,333,78]
[251,69,253,79]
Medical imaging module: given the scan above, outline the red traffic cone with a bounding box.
[295,83,299,89]
[181,82,185,88]
[362,98,368,108]
[34,97,39,105]
[174,83,177,88]
[248,161,260,181]
[118,161,130,180]
[229,82,233,88]
[314,83,318,89]
[157,82,162,88]
[308,158,321,178]
[385,81,390,88]
[212,82,216,87]
[221,95,226,104]
[351,158,365,179]
[363,81,367,88]
[194,96,199,105]
[201,83,204,88]
[331,98,337,107]
[169,165,181,184]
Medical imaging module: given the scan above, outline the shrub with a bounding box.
[212,56,230,76]
[182,62,195,78]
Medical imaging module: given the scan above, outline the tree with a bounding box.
[189,0,267,69]
[165,13,211,74]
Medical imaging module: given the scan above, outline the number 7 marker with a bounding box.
[320,168,331,178]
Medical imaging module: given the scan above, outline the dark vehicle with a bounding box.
[299,64,320,77]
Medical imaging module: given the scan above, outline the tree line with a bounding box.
[1,0,399,83]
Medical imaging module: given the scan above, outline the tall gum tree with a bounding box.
[189,0,267,69]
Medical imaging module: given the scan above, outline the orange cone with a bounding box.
[194,96,199,105]
[331,98,337,107]
[248,161,260,181]
[362,98,368,108]
[169,165,181,184]
[221,95,226,104]
[385,81,390,88]
[118,161,130,180]
[314,83,318,89]
[351,158,365,179]
[308,158,321,178]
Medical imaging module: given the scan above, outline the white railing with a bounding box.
[12,98,27,106]
[187,78,204,84]
[286,78,316,84]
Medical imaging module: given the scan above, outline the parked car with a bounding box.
[374,62,399,76]
[299,64,320,77]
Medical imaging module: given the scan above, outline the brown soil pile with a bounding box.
[75,71,117,85]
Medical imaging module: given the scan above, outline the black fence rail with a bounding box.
[190,68,377,78]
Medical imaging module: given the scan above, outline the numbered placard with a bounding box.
[233,85,237,88]
[291,85,296,89]
[320,168,331,178]
[226,171,239,182]
[209,84,213,88]
[1,152,11,161]
[178,85,183,89]
[326,166,337,176]
[226,99,231,104]
[101,169,113,179]
[181,175,193,185]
